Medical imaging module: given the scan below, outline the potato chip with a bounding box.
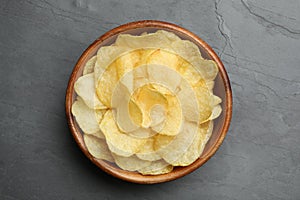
[146,49,182,71]
[206,80,215,91]
[74,73,107,109]
[71,97,104,134]
[172,121,212,166]
[136,137,161,161]
[95,61,119,107]
[212,95,222,105]
[100,110,147,157]
[111,83,141,132]
[132,84,168,128]
[128,128,156,139]
[94,46,130,80]
[171,39,203,60]
[84,134,114,162]
[115,32,172,50]
[156,121,198,164]
[83,56,97,75]
[149,104,165,127]
[209,105,222,120]
[112,154,151,171]
[147,64,182,93]
[175,79,200,123]
[203,121,214,145]
[193,83,214,123]
[138,160,173,175]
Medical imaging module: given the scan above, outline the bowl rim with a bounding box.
[65,20,232,184]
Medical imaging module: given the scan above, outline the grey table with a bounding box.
[1,0,299,199]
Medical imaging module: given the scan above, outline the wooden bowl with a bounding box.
[65,20,232,184]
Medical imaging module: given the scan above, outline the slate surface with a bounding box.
[0,0,299,199]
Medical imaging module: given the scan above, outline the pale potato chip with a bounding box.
[136,137,161,161]
[172,121,212,166]
[84,134,114,162]
[128,128,155,139]
[206,80,215,91]
[71,97,104,134]
[156,30,181,42]
[203,121,214,145]
[156,121,198,164]
[74,73,107,109]
[147,64,182,93]
[193,83,214,123]
[100,110,147,157]
[176,79,200,123]
[112,154,151,171]
[158,94,183,136]
[153,134,175,151]
[209,105,222,120]
[115,32,172,50]
[94,46,130,81]
[89,130,105,139]
[150,104,165,127]
[83,56,97,75]
[212,95,222,105]
[111,83,141,132]
[140,32,148,36]
[138,160,173,175]
[170,39,203,60]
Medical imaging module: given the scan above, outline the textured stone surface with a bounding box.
[0,0,299,199]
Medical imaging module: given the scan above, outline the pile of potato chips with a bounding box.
[72,30,222,175]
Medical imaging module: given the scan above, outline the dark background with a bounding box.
[0,0,299,199]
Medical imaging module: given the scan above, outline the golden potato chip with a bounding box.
[74,73,107,109]
[132,84,183,136]
[83,56,97,75]
[100,110,147,157]
[131,84,168,128]
[95,61,119,107]
[112,154,151,171]
[146,49,182,70]
[83,134,114,162]
[171,121,212,166]
[138,160,173,175]
[71,97,104,135]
